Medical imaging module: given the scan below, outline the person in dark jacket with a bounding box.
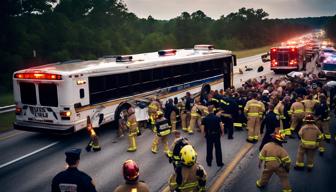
[52,148,97,192]
[259,104,281,151]
[201,104,224,167]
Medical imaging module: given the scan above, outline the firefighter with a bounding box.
[259,104,280,151]
[294,114,323,171]
[166,131,190,168]
[52,148,97,192]
[274,96,291,136]
[233,92,247,130]
[302,94,318,116]
[256,132,291,192]
[315,94,330,155]
[244,92,265,143]
[165,98,179,132]
[113,160,150,192]
[85,116,101,152]
[126,107,138,152]
[168,145,207,192]
[148,96,161,130]
[188,98,207,134]
[178,98,188,132]
[289,96,305,138]
[185,92,194,129]
[151,110,172,154]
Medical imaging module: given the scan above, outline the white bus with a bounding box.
[13,45,236,134]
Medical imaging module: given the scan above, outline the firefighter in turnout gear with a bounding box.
[302,94,318,116]
[289,96,305,137]
[178,98,189,132]
[244,93,265,143]
[113,160,150,192]
[294,114,323,171]
[168,145,207,192]
[187,98,207,134]
[315,94,330,155]
[166,131,190,168]
[148,97,161,130]
[126,107,138,152]
[219,94,238,140]
[257,132,292,192]
[151,111,172,153]
[274,96,292,136]
[85,116,101,152]
[165,98,179,133]
[233,92,247,130]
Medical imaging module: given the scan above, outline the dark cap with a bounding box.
[65,148,81,163]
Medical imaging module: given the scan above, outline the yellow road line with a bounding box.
[0,131,23,142]
[160,143,253,192]
[208,143,253,192]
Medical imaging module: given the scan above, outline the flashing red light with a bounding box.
[289,60,298,65]
[291,48,296,52]
[271,60,278,67]
[14,73,62,80]
[271,48,277,52]
[158,49,177,56]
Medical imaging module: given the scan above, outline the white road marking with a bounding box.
[0,141,59,169]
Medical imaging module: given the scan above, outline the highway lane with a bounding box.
[0,53,279,191]
[222,115,336,192]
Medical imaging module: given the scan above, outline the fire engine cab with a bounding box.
[270,42,306,73]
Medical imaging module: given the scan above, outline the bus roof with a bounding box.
[14,49,232,76]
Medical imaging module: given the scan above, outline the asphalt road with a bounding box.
[0,54,289,192]
[222,115,336,192]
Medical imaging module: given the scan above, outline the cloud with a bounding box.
[123,0,336,19]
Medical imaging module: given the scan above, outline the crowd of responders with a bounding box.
[52,73,336,192]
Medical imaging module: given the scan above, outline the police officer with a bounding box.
[151,111,172,153]
[259,104,280,151]
[294,114,323,171]
[233,92,247,130]
[168,145,207,192]
[114,160,150,192]
[201,104,224,167]
[219,93,238,139]
[257,132,291,192]
[166,131,190,168]
[52,148,97,192]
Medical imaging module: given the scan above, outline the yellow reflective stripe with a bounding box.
[191,112,200,117]
[238,105,243,108]
[301,139,318,146]
[258,153,266,160]
[211,98,219,102]
[247,112,259,117]
[250,103,262,108]
[294,109,304,113]
[325,134,331,139]
[159,129,171,136]
[305,109,313,112]
[234,123,243,127]
[131,188,137,192]
[178,182,198,189]
[295,162,304,167]
[281,156,291,163]
[222,113,232,118]
[287,111,292,115]
[318,134,323,140]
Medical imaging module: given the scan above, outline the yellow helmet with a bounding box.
[180,145,197,166]
[157,110,164,118]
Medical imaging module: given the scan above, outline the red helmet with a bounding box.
[123,160,139,181]
[304,114,315,123]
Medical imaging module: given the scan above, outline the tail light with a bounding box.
[60,111,71,120]
[289,60,297,65]
[15,106,22,115]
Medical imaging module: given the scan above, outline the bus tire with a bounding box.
[114,103,132,128]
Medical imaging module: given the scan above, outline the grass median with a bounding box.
[234,45,273,58]
[0,92,14,106]
[0,112,15,132]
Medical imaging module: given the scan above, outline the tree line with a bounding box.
[0,0,332,92]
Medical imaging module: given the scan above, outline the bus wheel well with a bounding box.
[114,103,132,121]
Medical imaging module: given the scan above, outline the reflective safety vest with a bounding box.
[156,119,171,137]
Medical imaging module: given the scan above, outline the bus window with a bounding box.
[39,84,58,107]
[117,73,129,87]
[141,70,152,82]
[106,75,117,90]
[80,89,85,99]
[20,82,37,105]
[130,71,141,84]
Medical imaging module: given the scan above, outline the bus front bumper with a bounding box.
[14,121,74,135]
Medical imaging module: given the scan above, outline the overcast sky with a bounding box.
[123,0,336,20]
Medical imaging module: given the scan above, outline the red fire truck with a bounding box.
[270,43,307,73]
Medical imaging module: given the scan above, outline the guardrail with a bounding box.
[0,105,15,114]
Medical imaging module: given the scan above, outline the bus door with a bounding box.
[223,56,234,89]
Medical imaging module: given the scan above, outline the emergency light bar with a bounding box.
[14,73,62,80]
[158,49,177,56]
[116,55,133,62]
[194,44,214,50]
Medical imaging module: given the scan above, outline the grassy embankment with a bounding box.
[0,45,272,133]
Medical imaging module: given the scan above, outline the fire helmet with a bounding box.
[304,114,315,123]
[271,131,286,143]
[123,160,139,181]
[180,145,197,167]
